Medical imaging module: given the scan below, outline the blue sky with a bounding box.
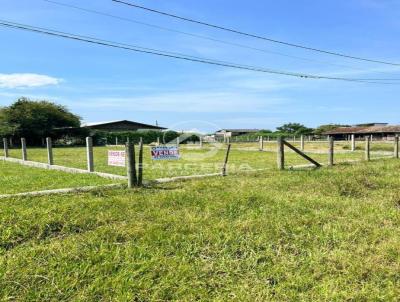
[1,0,400,132]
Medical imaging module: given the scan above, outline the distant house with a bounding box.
[324,123,400,140]
[82,120,166,132]
[215,129,260,138]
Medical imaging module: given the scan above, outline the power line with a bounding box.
[113,0,400,67]
[42,0,369,72]
[0,19,398,84]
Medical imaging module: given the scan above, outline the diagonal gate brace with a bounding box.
[283,139,321,168]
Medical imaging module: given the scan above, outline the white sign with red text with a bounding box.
[151,146,180,160]
[108,150,126,167]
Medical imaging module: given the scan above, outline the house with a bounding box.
[81,120,166,132]
[214,129,260,138]
[324,124,400,140]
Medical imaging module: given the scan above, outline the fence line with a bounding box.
[2,135,400,190]
[0,156,127,180]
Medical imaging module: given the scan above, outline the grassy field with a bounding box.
[0,161,116,194]
[1,158,400,300]
[5,141,393,180]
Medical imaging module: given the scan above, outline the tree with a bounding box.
[276,123,314,135]
[0,98,81,144]
[0,108,16,137]
[257,129,273,135]
[313,124,350,136]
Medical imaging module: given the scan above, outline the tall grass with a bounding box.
[1,159,400,300]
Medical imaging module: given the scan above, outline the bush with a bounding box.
[94,130,181,145]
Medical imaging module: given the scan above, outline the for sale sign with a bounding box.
[108,150,126,167]
[151,146,180,160]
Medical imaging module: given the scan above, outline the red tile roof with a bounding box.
[324,125,400,135]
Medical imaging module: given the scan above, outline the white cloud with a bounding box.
[0,73,62,88]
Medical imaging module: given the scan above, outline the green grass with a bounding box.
[0,161,116,194]
[1,159,400,300]
[234,140,397,152]
[5,143,383,180]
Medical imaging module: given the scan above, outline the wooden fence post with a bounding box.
[138,138,143,186]
[199,136,203,148]
[365,136,370,161]
[46,137,54,165]
[86,137,94,172]
[259,136,264,151]
[351,134,355,152]
[328,136,334,166]
[277,137,284,170]
[21,138,27,161]
[394,135,399,159]
[126,141,137,188]
[221,143,231,176]
[3,138,8,158]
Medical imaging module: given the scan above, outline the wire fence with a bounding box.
[2,136,399,187]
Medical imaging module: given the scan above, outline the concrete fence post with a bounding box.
[365,136,370,161]
[259,136,264,151]
[157,137,160,146]
[351,134,355,152]
[328,136,334,166]
[199,136,203,148]
[46,137,54,165]
[277,137,284,170]
[138,139,143,186]
[3,138,9,158]
[394,135,399,159]
[86,137,94,172]
[300,135,304,151]
[21,138,27,161]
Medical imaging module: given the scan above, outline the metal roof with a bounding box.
[216,129,260,133]
[82,120,166,130]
